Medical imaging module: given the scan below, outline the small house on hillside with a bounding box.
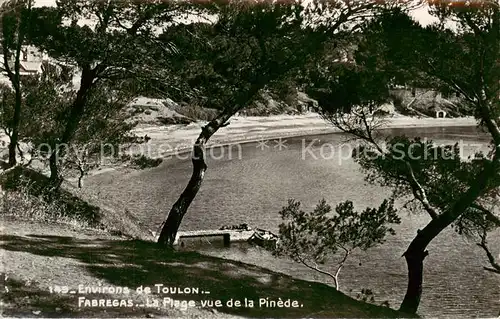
[1,45,47,77]
[19,61,43,75]
[435,108,447,118]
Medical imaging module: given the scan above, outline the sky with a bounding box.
[29,0,440,26]
[411,5,440,26]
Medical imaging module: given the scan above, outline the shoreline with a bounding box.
[71,114,478,180]
[134,114,478,158]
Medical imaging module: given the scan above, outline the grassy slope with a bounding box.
[0,217,415,318]
[0,165,153,241]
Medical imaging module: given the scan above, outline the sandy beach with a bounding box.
[0,113,478,162]
[131,113,479,158]
[4,113,474,181]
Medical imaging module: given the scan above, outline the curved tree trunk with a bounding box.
[157,82,264,248]
[400,249,427,313]
[8,87,22,168]
[77,166,85,188]
[157,115,231,247]
[156,144,207,246]
[4,21,26,168]
[48,65,95,188]
[48,10,146,187]
[399,153,500,314]
[4,0,33,168]
[399,99,500,314]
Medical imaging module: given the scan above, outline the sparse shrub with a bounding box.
[130,107,144,116]
[389,93,414,116]
[0,166,103,226]
[274,199,400,291]
[122,154,163,169]
[171,103,218,121]
[372,109,390,117]
[157,116,193,125]
[0,176,90,228]
[356,288,375,303]
[242,95,306,116]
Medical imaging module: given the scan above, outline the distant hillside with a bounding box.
[126,91,318,126]
[125,97,194,125]
[390,88,471,118]
[239,91,317,116]
[125,88,470,127]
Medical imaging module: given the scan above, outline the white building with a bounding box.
[0,45,47,79]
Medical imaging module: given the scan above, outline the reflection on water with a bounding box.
[87,126,499,318]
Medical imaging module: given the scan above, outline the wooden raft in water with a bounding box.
[174,229,255,247]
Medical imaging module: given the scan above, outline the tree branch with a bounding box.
[405,161,440,219]
[333,246,350,290]
[477,229,500,275]
[1,45,15,85]
[470,203,500,227]
[295,254,339,287]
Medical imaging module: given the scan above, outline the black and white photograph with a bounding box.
[0,0,498,317]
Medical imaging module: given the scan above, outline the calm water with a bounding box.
[87,126,499,318]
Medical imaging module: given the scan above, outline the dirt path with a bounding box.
[0,218,238,318]
[0,217,408,318]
